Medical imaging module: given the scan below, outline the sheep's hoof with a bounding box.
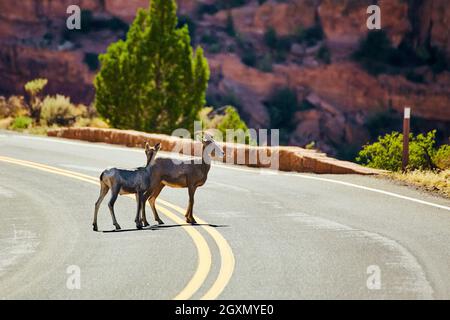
[142,220,150,227]
[186,218,197,225]
[114,224,121,230]
[157,219,165,225]
[136,223,143,230]
[92,223,98,232]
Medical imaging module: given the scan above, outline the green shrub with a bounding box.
[409,130,437,170]
[356,130,440,171]
[99,17,128,32]
[24,78,48,97]
[264,27,278,49]
[434,144,450,170]
[241,50,257,67]
[11,116,32,130]
[428,46,449,74]
[216,106,249,139]
[41,95,85,126]
[352,30,393,75]
[264,27,292,51]
[265,87,298,143]
[295,25,324,47]
[220,92,242,110]
[177,15,196,39]
[84,52,99,71]
[276,36,292,52]
[206,90,243,111]
[199,106,250,143]
[256,53,273,72]
[305,141,316,150]
[237,35,258,67]
[196,3,219,16]
[353,30,449,76]
[79,10,93,33]
[43,32,53,45]
[217,0,248,9]
[200,33,219,45]
[209,43,222,53]
[316,45,331,64]
[225,13,236,37]
[299,99,315,111]
[405,70,425,83]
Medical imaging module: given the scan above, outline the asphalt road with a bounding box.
[1,130,449,300]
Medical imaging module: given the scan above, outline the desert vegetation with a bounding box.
[1,0,448,196]
[357,130,450,197]
[94,0,248,138]
[353,30,449,79]
[0,79,108,135]
[2,0,450,160]
[1,0,249,141]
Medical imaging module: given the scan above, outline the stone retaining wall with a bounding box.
[47,127,381,175]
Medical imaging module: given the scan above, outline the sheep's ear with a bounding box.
[154,143,161,150]
[145,142,150,151]
[204,133,213,141]
[194,130,203,141]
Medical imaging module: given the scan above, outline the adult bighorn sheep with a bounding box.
[141,134,224,226]
[93,142,161,231]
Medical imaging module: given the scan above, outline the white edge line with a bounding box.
[7,133,450,211]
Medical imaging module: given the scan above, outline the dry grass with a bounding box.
[0,117,13,129]
[74,117,109,128]
[389,170,450,198]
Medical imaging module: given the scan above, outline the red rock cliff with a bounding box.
[0,0,449,157]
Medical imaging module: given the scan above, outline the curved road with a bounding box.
[1,130,449,299]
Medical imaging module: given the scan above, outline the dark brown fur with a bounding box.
[93,143,160,231]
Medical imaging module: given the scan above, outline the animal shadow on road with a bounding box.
[101,223,229,233]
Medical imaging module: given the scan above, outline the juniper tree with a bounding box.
[94,0,210,134]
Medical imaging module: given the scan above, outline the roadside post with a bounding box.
[402,107,411,172]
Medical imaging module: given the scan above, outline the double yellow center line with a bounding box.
[0,156,235,300]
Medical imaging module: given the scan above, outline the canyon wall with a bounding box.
[1,0,449,157]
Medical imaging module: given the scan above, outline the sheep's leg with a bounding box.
[140,191,150,227]
[141,194,150,227]
[93,182,109,232]
[148,184,165,225]
[108,185,121,230]
[186,185,197,224]
[135,192,143,229]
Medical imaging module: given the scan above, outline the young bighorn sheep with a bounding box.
[141,134,224,226]
[93,142,161,231]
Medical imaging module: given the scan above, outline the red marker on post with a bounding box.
[402,107,411,172]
